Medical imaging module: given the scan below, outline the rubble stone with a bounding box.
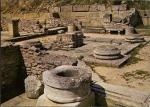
[24,76,44,99]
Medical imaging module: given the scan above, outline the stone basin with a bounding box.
[43,65,92,103]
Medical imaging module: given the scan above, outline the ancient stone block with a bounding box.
[73,5,89,12]
[24,76,44,99]
[55,31,84,48]
[97,5,106,11]
[112,5,120,11]
[53,7,61,13]
[61,6,72,12]
[8,19,20,37]
[103,14,112,23]
[119,4,127,11]
[89,5,98,12]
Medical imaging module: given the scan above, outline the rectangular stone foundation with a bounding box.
[36,93,95,107]
[83,55,131,67]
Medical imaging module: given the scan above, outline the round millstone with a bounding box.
[93,45,121,56]
[43,65,91,103]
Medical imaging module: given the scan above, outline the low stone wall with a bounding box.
[1,44,27,103]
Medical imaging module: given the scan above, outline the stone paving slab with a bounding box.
[1,93,37,107]
[92,81,150,107]
[83,55,131,67]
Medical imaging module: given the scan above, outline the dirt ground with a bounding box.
[94,41,150,92]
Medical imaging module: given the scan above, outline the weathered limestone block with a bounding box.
[43,65,91,103]
[55,31,83,48]
[24,76,44,99]
[103,14,112,23]
[73,5,89,12]
[61,6,72,12]
[97,5,106,11]
[89,5,98,12]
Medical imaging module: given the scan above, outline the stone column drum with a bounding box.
[125,26,136,35]
[8,19,20,37]
[93,45,122,60]
[125,35,145,43]
[37,65,94,107]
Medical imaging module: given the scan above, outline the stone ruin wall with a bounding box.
[53,5,150,27]
[53,4,129,27]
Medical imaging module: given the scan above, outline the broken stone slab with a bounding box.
[36,93,95,107]
[92,81,150,107]
[43,65,92,103]
[24,75,44,99]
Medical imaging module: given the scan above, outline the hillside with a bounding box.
[1,0,150,13]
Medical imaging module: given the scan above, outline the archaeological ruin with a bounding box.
[1,1,150,107]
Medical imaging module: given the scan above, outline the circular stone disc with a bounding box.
[93,53,122,60]
[125,39,145,43]
[93,45,121,56]
[126,36,144,40]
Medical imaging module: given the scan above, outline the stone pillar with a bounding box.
[37,65,95,107]
[8,19,20,37]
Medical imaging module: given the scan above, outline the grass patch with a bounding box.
[122,70,150,81]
